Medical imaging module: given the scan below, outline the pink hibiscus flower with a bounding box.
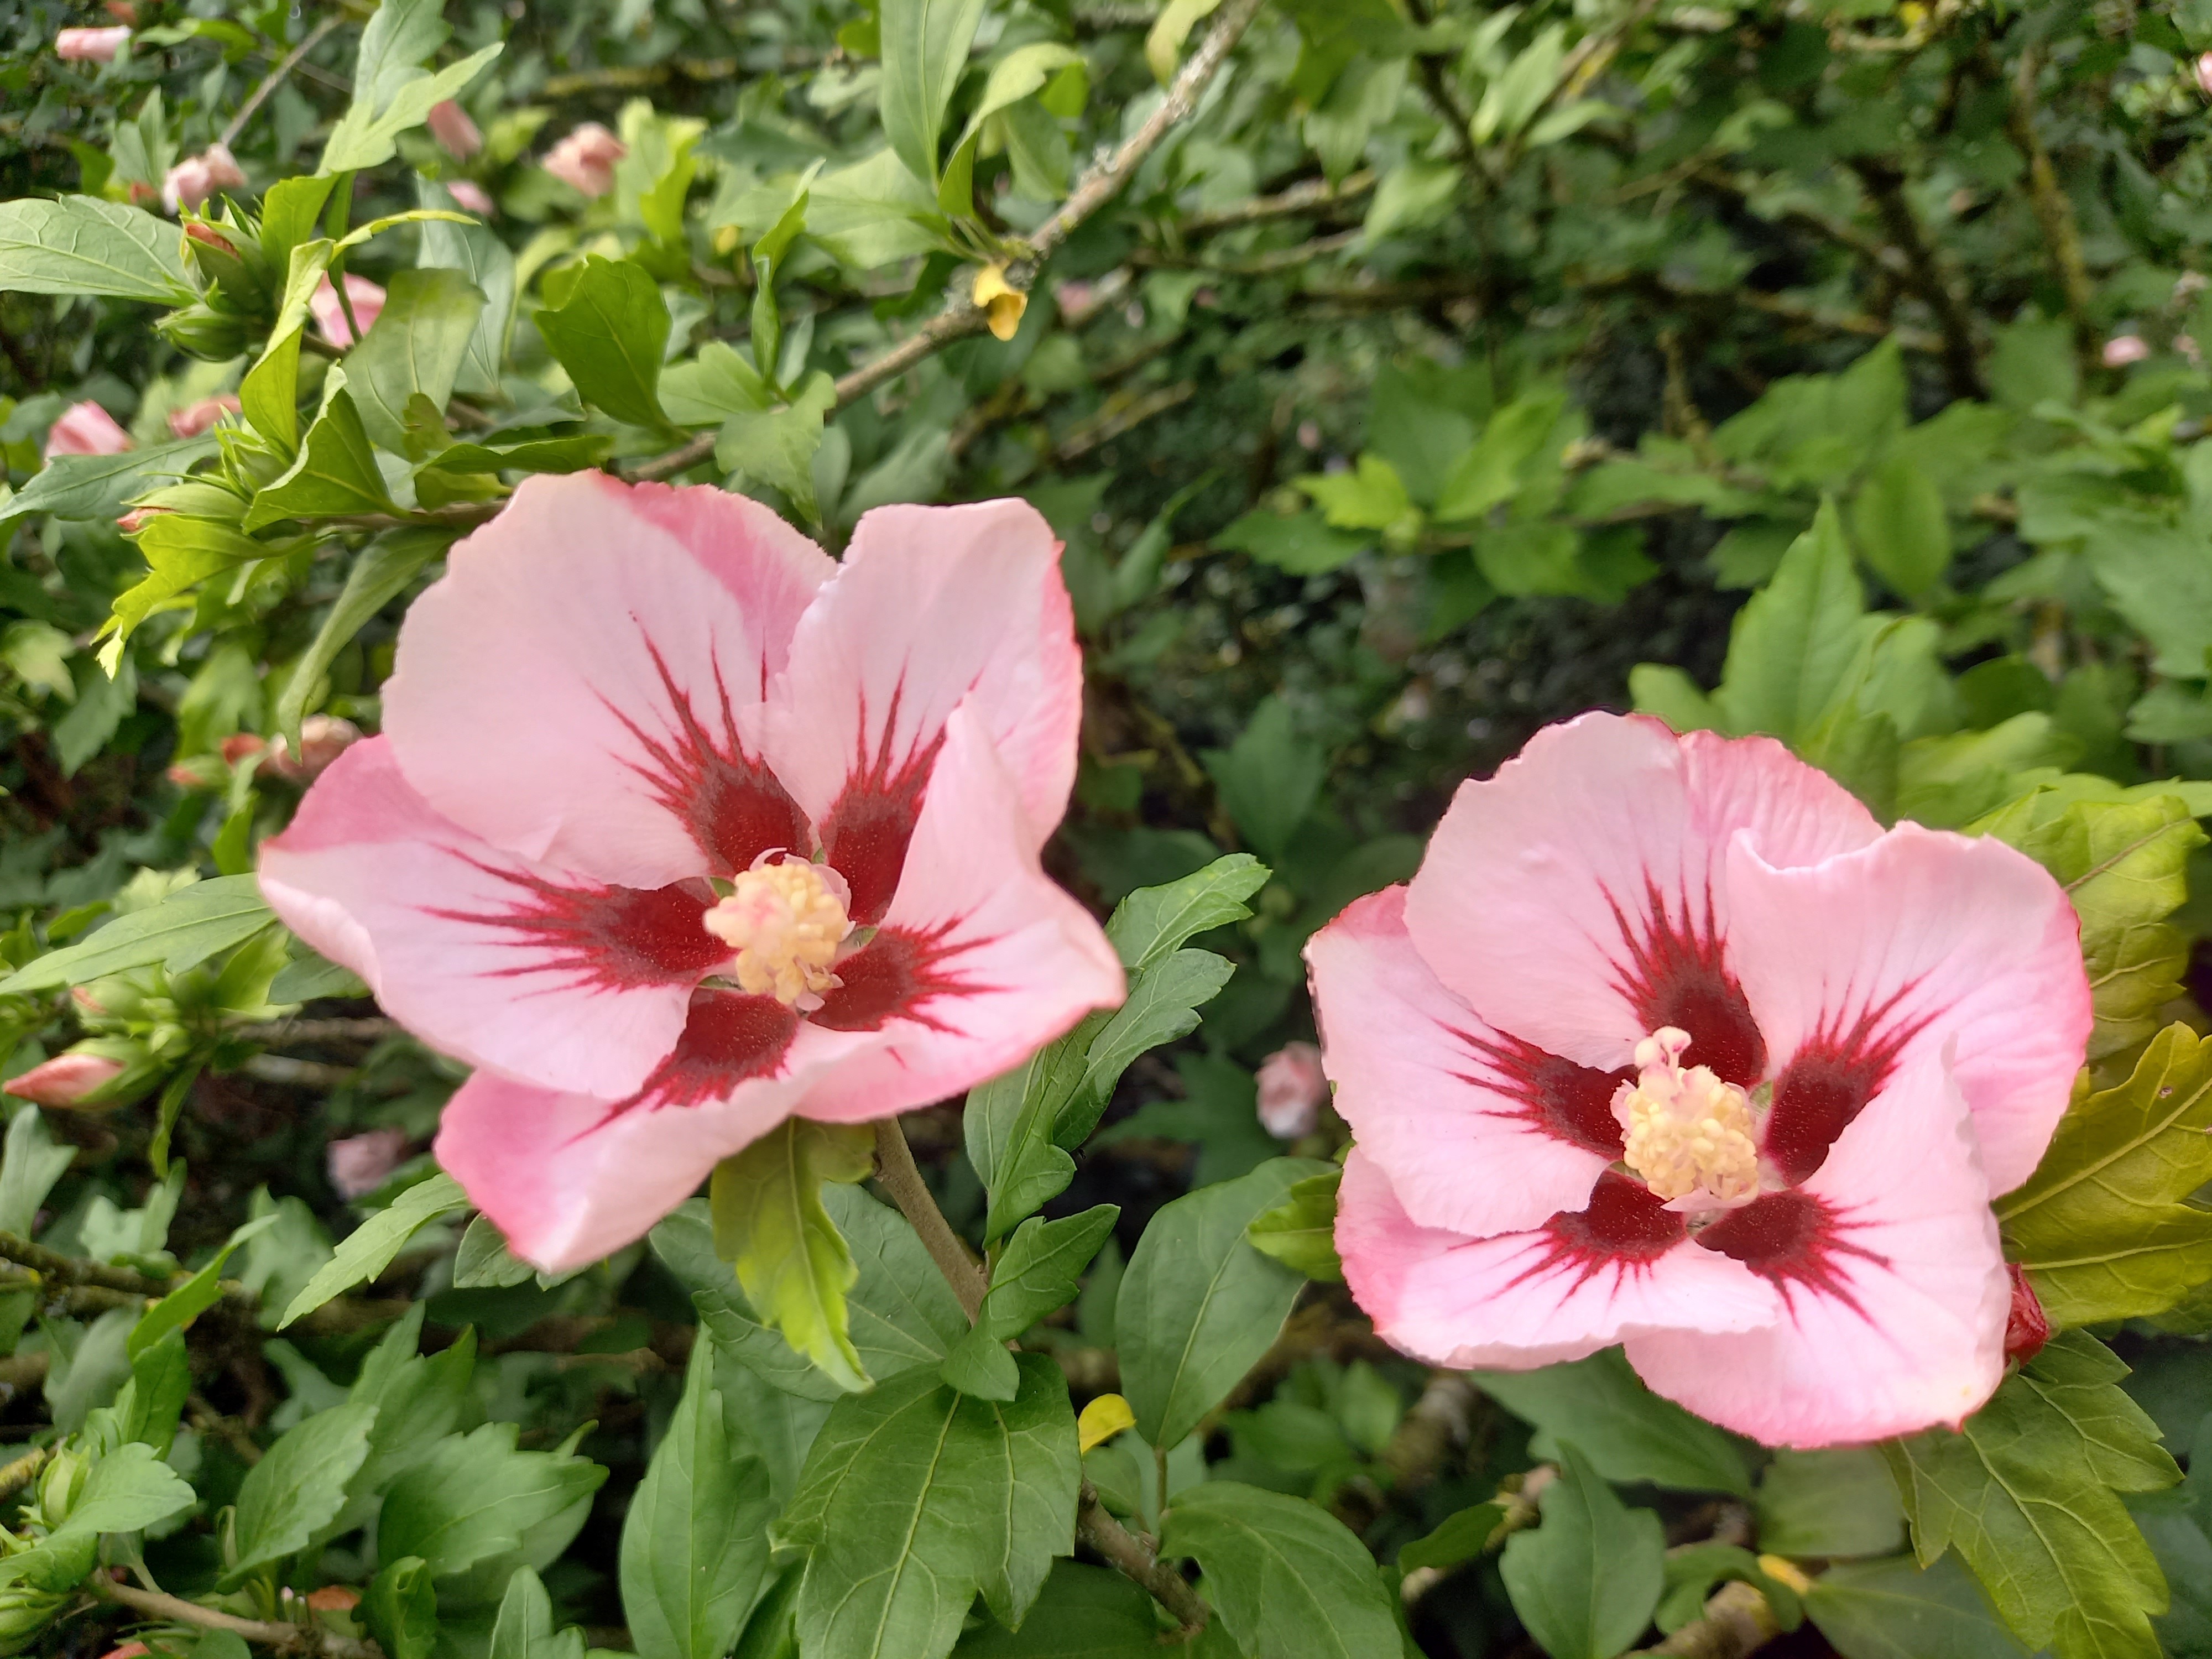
[259,474,1123,1270]
[542,122,625,198]
[309,273,387,347]
[161,143,247,215]
[45,400,132,457]
[1308,713,2089,1447]
[168,393,241,440]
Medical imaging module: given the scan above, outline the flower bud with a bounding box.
[72,975,150,1024]
[1255,1041,1328,1139]
[328,1128,409,1199]
[268,716,362,781]
[221,732,270,766]
[183,221,273,314]
[447,180,495,217]
[2103,334,2151,367]
[2197,51,2212,98]
[305,1587,361,1612]
[44,401,131,458]
[0,1577,69,1650]
[168,394,242,441]
[6,1038,157,1111]
[427,100,483,161]
[309,273,387,347]
[158,302,255,361]
[542,123,626,198]
[55,25,129,62]
[2003,1264,2049,1366]
[162,144,248,216]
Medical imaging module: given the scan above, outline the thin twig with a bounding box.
[236,1018,398,1045]
[97,1577,383,1659]
[870,1119,987,1321]
[0,1230,168,1298]
[222,15,346,152]
[625,0,1267,484]
[1847,157,1985,398]
[1076,1483,1211,1632]
[0,1446,46,1505]
[1178,169,1376,235]
[2002,44,2096,379]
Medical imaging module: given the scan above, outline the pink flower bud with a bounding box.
[310,273,387,347]
[2197,51,2212,98]
[2103,333,2151,367]
[269,715,363,781]
[161,143,247,215]
[328,1128,409,1199]
[56,25,129,61]
[5,1053,124,1107]
[427,100,483,161]
[167,393,241,440]
[100,1645,152,1659]
[542,122,626,198]
[446,179,495,217]
[220,733,269,766]
[1256,1041,1328,1139]
[184,220,236,253]
[45,400,132,458]
[2003,1264,2049,1366]
[102,0,137,21]
[118,505,166,534]
[305,1588,361,1612]
[70,985,105,1016]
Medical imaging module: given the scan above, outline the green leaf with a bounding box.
[942,1206,1119,1400]
[1710,500,1867,745]
[492,1566,589,1659]
[1117,1157,1331,1450]
[1851,451,1951,597]
[129,1211,276,1359]
[1434,392,1566,523]
[241,238,335,453]
[621,1338,777,1659]
[1499,1443,1667,1659]
[0,874,272,994]
[719,371,838,520]
[1804,1553,2032,1659]
[1754,1448,1905,1560]
[940,43,1085,216]
[323,40,503,174]
[1655,1544,1802,1636]
[775,1354,1081,1659]
[1159,1481,1402,1658]
[1103,853,1270,973]
[951,1561,1161,1657]
[710,1120,878,1394]
[0,196,197,302]
[0,1441,194,1589]
[661,340,774,426]
[535,255,671,429]
[114,1330,190,1458]
[1201,698,1324,860]
[1399,1503,1507,1575]
[1998,1023,2212,1326]
[1245,1168,1343,1284]
[0,436,217,529]
[1473,1349,1751,1495]
[379,1420,609,1580]
[243,389,395,530]
[1212,509,1366,576]
[0,1107,79,1236]
[880,0,989,186]
[418,179,518,398]
[259,176,338,269]
[421,434,614,475]
[1978,791,2205,1060]
[1884,1332,2177,1659]
[99,514,270,665]
[337,1314,479,1534]
[225,1400,379,1585]
[1298,453,1414,533]
[344,268,488,454]
[363,1557,439,1659]
[276,529,449,745]
[277,1172,470,1328]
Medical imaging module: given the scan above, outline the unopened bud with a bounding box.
[1256,1041,1328,1139]
[4,1052,123,1108]
[426,100,483,161]
[2103,334,2151,368]
[2004,1264,2049,1366]
[158,302,254,361]
[447,180,495,217]
[168,394,242,441]
[220,733,269,766]
[268,716,362,781]
[2197,51,2212,98]
[305,1587,361,1611]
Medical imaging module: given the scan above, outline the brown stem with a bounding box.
[222,15,346,151]
[0,1446,45,1504]
[0,1230,166,1297]
[236,1017,399,1045]
[1178,169,1376,236]
[1630,1579,1781,1657]
[96,1577,382,1658]
[1847,156,1986,398]
[2002,45,2097,380]
[870,1119,987,1321]
[1077,1482,1211,1634]
[626,0,1267,484]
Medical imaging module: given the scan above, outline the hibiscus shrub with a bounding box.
[8,0,2212,1657]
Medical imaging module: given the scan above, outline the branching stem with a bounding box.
[870,1119,987,1322]
[96,1577,382,1659]
[1076,1481,1212,1635]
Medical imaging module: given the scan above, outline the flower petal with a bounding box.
[1337,1151,1780,1371]
[259,738,713,1099]
[1625,1047,2010,1446]
[434,1002,884,1270]
[794,701,1125,1121]
[1725,823,2090,1194]
[1405,714,1880,1083]
[766,500,1079,922]
[382,474,832,889]
[1306,886,1620,1238]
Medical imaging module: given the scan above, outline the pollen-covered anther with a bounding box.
[1612,1025,1762,1208]
[701,855,854,1007]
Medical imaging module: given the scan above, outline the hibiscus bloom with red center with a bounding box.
[261,474,1124,1269]
[1308,713,2090,1447]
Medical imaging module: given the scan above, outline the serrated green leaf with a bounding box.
[1102,853,1271,972]
[1804,1552,2032,1659]
[1999,1023,2212,1326]
[0,436,218,530]
[1160,1481,1402,1659]
[775,1354,1080,1659]
[278,1172,469,1328]
[951,1560,1161,1657]
[1755,1447,1905,1560]
[1399,1503,1507,1575]
[1500,1442,1666,1659]
[1884,1332,2177,1659]
[719,371,837,519]
[225,1400,379,1584]
[1117,1157,1329,1450]
[0,196,196,302]
[1474,1348,1751,1496]
[101,514,270,665]
[322,40,503,174]
[243,389,395,529]
[343,267,487,453]
[1851,451,1951,597]
[940,44,1084,216]
[880,0,988,186]
[709,1120,878,1394]
[942,1206,1118,1400]
[1245,1168,1344,1283]
[0,874,272,994]
[129,1210,276,1359]
[1710,499,1867,745]
[536,255,672,430]
[378,1420,608,1580]
[491,1566,589,1659]
[0,1107,79,1236]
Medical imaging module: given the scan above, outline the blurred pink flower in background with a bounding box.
[168,394,241,440]
[163,143,246,214]
[310,273,387,346]
[542,122,625,197]
[1256,1042,1328,1139]
[2197,51,2212,97]
[46,401,132,457]
[56,25,128,61]
[328,1128,410,1199]
[2103,334,2151,367]
[427,100,483,160]
[447,179,495,217]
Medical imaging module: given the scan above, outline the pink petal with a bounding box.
[309,273,386,346]
[382,474,833,889]
[45,400,132,457]
[766,500,1079,923]
[791,702,1125,1121]
[436,1000,883,1269]
[1404,714,1879,1082]
[1724,823,2089,1195]
[1306,888,1619,1238]
[1625,1048,2010,1446]
[258,738,722,1100]
[1337,1151,1780,1371]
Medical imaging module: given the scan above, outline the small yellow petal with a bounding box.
[1078,1392,1136,1454]
[973,264,1027,341]
[1757,1554,1815,1597]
